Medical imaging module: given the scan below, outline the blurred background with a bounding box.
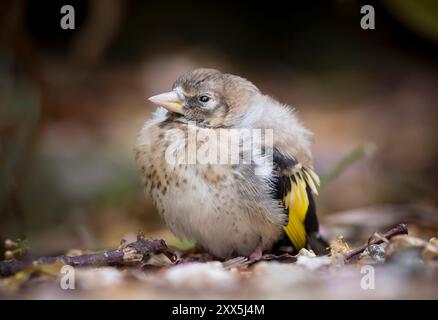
[1,0,438,256]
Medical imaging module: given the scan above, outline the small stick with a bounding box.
[342,223,408,262]
[0,239,176,278]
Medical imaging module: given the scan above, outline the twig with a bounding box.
[0,239,176,277]
[320,143,376,188]
[342,224,408,262]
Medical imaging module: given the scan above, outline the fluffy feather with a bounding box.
[135,68,326,258]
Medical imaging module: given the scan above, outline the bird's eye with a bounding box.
[199,95,210,103]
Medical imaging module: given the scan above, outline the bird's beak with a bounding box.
[148,91,183,114]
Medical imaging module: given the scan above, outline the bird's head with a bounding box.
[148,68,259,127]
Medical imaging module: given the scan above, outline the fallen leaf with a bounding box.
[386,235,428,257]
[422,237,438,263]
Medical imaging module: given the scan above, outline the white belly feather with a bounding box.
[135,111,285,258]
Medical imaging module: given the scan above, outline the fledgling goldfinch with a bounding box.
[135,68,328,259]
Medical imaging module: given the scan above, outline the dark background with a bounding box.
[1,0,438,254]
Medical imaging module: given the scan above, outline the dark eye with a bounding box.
[199,95,210,103]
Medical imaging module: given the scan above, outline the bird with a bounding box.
[134,68,328,259]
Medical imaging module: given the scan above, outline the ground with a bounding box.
[1,216,437,299]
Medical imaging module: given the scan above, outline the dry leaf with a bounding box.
[422,237,438,263]
[330,235,351,264]
[386,235,428,257]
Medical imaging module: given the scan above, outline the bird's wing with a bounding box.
[272,148,324,252]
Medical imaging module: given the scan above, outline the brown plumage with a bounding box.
[135,68,328,259]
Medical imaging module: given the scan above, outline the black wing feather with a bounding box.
[271,148,328,254]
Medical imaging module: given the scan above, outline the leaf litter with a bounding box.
[1,219,438,299]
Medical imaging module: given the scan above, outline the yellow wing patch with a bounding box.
[283,168,320,250]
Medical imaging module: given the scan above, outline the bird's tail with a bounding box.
[283,182,329,255]
[307,232,329,255]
